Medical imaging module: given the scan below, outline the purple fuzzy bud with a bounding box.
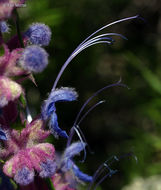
[39,159,56,178]
[14,167,34,186]
[64,142,86,159]
[20,45,48,73]
[0,21,9,33]
[25,23,51,46]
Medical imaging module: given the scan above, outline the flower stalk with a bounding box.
[13,9,24,48]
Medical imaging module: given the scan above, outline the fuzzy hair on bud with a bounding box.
[14,167,34,186]
[39,159,56,178]
[19,45,48,73]
[25,23,51,46]
[0,76,22,108]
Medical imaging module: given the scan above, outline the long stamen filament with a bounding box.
[77,15,138,49]
[67,82,127,147]
[74,82,127,128]
[93,169,117,190]
[76,126,94,154]
[72,32,126,58]
[72,38,113,57]
[88,156,119,190]
[52,15,138,90]
[77,100,105,126]
[73,126,87,163]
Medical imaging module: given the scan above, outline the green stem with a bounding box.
[13,9,24,48]
[45,178,55,190]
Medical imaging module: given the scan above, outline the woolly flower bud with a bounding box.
[0,21,9,33]
[14,167,34,186]
[20,45,48,73]
[25,23,51,46]
[39,159,56,178]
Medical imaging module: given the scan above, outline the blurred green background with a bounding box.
[10,0,161,189]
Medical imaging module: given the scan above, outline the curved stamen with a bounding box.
[89,33,127,42]
[74,82,126,129]
[73,126,87,163]
[76,126,94,154]
[93,168,117,190]
[88,156,119,190]
[77,100,105,126]
[67,81,127,147]
[72,37,113,57]
[52,15,139,90]
[89,153,136,190]
[77,15,138,49]
[71,32,127,58]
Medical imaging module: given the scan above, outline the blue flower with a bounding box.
[0,21,9,33]
[20,45,48,73]
[60,142,92,183]
[24,23,51,46]
[41,87,78,138]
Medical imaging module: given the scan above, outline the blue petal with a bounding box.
[49,112,68,138]
[72,164,93,182]
[49,87,78,103]
[64,142,86,159]
[41,101,56,120]
[0,128,7,141]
